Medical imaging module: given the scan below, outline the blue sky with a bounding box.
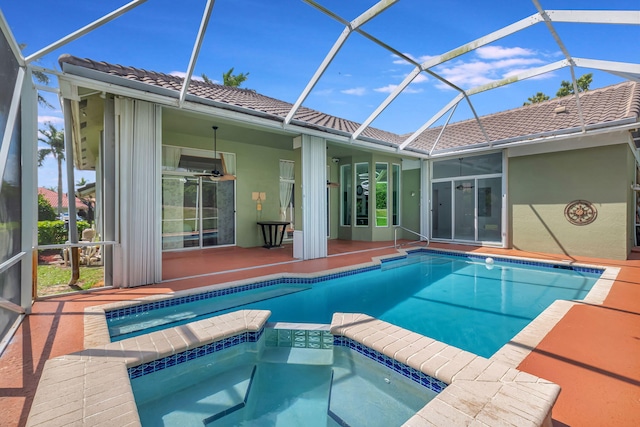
[2,0,639,191]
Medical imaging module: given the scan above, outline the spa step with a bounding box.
[259,347,334,366]
[202,365,257,426]
[137,364,256,426]
[216,363,333,427]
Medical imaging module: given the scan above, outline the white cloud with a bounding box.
[375,84,398,93]
[38,115,64,124]
[476,46,535,59]
[341,87,367,96]
[392,53,434,65]
[492,57,544,69]
[503,69,556,80]
[374,84,423,94]
[170,71,206,82]
[388,45,548,92]
[432,46,549,90]
[414,73,429,84]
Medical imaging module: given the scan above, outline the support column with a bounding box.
[300,134,327,259]
[103,95,116,287]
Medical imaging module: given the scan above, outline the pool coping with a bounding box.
[28,309,561,427]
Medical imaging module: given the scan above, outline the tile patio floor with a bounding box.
[1,240,639,426]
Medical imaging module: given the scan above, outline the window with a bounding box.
[375,163,388,227]
[355,163,369,226]
[279,160,295,239]
[432,152,502,179]
[340,164,352,226]
[392,163,400,226]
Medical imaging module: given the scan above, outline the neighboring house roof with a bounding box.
[59,54,640,155]
[38,187,86,211]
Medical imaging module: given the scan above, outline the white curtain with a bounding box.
[114,98,160,287]
[279,160,294,221]
[301,135,327,259]
[162,146,181,170]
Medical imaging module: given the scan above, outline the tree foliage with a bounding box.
[222,67,249,87]
[38,123,65,215]
[524,73,594,105]
[20,43,53,108]
[556,73,592,97]
[523,92,550,106]
[201,73,213,84]
[201,68,250,88]
[38,194,57,221]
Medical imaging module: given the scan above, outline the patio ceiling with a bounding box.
[15,0,640,156]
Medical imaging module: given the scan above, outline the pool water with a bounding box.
[131,341,436,426]
[110,253,601,357]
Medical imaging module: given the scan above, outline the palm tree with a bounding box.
[222,67,249,87]
[38,123,65,216]
[76,177,88,187]
[201,68,249,88]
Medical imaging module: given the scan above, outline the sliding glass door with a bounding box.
[431,153,502,244]
[454,179,476,241]
[162,174,235,250]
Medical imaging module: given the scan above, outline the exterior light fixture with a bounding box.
[252,192,266,211]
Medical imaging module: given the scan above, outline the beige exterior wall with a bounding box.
[509,143,632,260]
[401,168,421,239]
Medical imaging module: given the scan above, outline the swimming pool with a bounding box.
[130,328,440,426]
[108,250,602,358]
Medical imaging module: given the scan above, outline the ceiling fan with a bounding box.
[195,125,236,181]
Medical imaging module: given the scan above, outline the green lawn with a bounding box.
[376,209,388,227]
[37,265,104,296]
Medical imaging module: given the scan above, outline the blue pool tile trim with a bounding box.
[412,248,604,274]
[127,329,263,379]
[333,336,447,394]
[107,266,380,321]
[265,328,334,349]
[127,327,446,397]
[108,250,602,321]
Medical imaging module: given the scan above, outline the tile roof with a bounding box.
[58,55,403,146]
[38,187,86,211]
[411,81,640,153]
[59,55,639,155]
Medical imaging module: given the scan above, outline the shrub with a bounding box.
[38,194,57,221]
[38,220,90,246]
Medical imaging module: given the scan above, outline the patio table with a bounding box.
[257,221,289,249]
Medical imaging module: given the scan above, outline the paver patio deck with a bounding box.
[1,241,638,426]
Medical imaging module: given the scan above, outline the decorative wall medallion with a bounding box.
[564,200,597,225]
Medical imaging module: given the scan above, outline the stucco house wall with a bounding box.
[509,143,632,260]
